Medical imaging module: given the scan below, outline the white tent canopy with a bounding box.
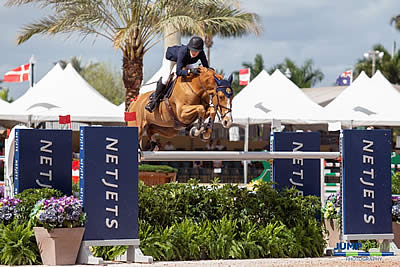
[232,69,332,125]
[6,63,123,124]
[325,71,400,126]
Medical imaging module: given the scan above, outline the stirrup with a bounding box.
[145,103,154,113]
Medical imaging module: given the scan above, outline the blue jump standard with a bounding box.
[333,252,394,256]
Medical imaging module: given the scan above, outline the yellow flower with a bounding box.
[36,210,44,220]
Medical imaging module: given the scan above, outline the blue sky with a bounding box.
[1,0,400,99]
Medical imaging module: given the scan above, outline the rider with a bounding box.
[145,36,210,113]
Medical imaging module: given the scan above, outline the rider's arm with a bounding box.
[198,51,209,68]
[175,48,189,77]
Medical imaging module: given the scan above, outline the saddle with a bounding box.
[149,73,177,102]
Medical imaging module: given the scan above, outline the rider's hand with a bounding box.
[190,68,201,76]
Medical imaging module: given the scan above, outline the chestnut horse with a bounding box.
[127,67,233,150]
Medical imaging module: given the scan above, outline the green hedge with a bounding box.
[134,180,325,260]
[2,181,325,263]
[138,164,178,173]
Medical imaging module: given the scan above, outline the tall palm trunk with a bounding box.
[205,34,213,65]
[123,55,143,111]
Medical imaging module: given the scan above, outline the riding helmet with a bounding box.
[187,36,204,52]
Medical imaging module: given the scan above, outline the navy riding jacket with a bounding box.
[166,45,209,76]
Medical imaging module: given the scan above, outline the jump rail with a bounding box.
[141,151,341,161]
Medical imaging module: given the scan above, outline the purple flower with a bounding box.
[32,195,85,229]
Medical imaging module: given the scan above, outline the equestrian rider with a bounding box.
[145,36,210,113]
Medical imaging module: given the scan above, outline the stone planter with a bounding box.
[323,219,340,248]
[393,222,400,248]
[139,171,177,186]
[33,227,85,265]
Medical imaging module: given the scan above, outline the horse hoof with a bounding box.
[200,132,211,141]
[189,127,197,138]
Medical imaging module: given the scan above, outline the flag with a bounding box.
[124,111,137,122]
[59,115,71,124]
[336,70,352,86]
[3,63,31,83]
[239,68,250,86]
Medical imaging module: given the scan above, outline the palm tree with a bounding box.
[0,82,14,102]
[183,0,261,64]
[269,58,324,88]
[391,15,400,31]
[6,0,261,110]
[354,44,400,84]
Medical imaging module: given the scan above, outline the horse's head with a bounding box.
[212,73,233,128]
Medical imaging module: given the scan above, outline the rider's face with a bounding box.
[190,50,200,58]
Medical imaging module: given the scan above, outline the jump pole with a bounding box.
[141,151,340,161]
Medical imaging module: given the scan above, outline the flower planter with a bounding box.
[393,222,400,248]
[323,219,340,248]
[139,171,177,186]
[33,227,85,265]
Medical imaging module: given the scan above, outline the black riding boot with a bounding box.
[145,78,166,113]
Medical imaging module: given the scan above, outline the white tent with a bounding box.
[232,69,332,125]
[232,70,270,111]
[325,71,400,126]
[7,63,124,124]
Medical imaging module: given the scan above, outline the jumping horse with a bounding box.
[127,67,233,150]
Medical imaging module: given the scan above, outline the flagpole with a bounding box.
[29,55,36,88]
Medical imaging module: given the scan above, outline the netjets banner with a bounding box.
[271,131,321,197]
[341,129,392,240]
[79,126,139,241]
[13,129,72,195]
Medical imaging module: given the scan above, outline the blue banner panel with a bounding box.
[14,129,72,195]
[342,129,392,236]
[272,132,321,197]
[79,126,139,241]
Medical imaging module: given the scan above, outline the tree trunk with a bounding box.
[204,35,213,65]
[123,55,143,111]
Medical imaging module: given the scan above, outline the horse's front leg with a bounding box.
[178,104,206,124]
[200,106,218,140]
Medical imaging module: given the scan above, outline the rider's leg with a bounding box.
[145,60,175,113]
[145,77,166,112]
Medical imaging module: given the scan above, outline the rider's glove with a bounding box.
[190,68,201,76]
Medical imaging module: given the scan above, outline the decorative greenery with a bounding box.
[0,197,21,225]
[15,188,63,221]
[321,192,341,222]
[30,196,86,230]
[359,239,378,252]
[392,172,400,194]
[139,164,178,173]
[91,246,128,261]
[0,221,39,265]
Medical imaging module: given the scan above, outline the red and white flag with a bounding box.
[239,68,250,86]
[3,63,31,83]
[59,114,71,124]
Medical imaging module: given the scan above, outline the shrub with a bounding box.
[393,172,400,194]
[14,188,63,221]
[0,221,40,265]
[139,164,178,173]
[91,246,127,260]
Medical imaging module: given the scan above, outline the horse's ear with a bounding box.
[228,74,233,84]
[213,74,221,86]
